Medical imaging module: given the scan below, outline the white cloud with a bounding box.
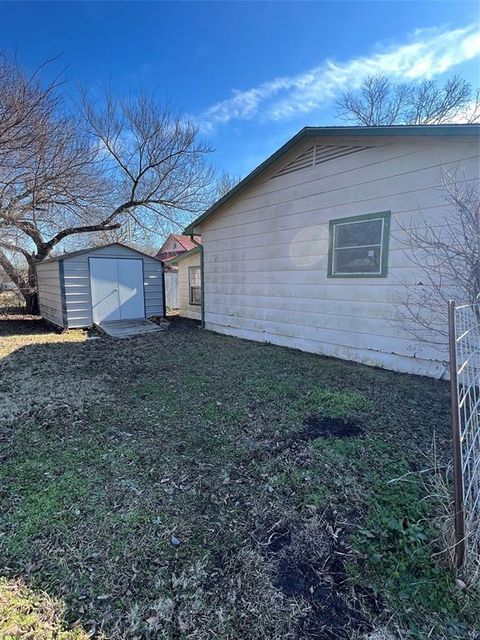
[197,24,480,131]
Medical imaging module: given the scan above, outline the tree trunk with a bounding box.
[15,261,40,315]
[23,261,40,315]
[1,246,48,316]
[24,290,39,315]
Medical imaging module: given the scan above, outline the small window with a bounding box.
[328,211,390,278]
[189,266,201,305]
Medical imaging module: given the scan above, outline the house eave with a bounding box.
[168,246,201,265]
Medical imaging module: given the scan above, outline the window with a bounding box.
[328,211,390,277]
[189,266,201,305]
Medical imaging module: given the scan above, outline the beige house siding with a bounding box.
[178,252,202,321]
[198,135,479,377]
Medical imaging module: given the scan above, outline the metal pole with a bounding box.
[448,300,466,568]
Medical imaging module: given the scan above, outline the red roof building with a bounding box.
[156,234,201,263]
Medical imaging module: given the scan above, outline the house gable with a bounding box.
[157,234,201,261]
[184,124,479,235]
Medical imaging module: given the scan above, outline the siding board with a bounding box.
[203,169,479,240]
[36,260,64,327]
[205,312,443,359]
[239,141,478,203]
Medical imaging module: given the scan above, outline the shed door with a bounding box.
[90,258,145,323]
[117,259,145,320]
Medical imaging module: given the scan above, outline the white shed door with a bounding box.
[117,259,145,320]
[90,258,145,323]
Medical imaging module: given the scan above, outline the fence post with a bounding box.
[448,299,466,568]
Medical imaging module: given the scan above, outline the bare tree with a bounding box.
[0,53,60,156]
[396,171,480,344]
[80,90,215,236]
[214,171,241,199]
[70,218,161,255]
[337,75,480,126]
[0,55,214,313]
[0,54,109,312]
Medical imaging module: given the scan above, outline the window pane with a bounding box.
[189,267,200,286]
[335,219,383,248]
[190,286,201,305]
[334,245,381,274]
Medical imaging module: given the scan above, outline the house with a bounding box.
[157,234,203,311]
[36,243,165,328]
[156,234,201,264]
[183,125,480,377]
[169,246,202,321]
[156,235,202,310]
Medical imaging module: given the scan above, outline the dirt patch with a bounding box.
[303,414,364,439]
[267,514,373,639]
[265,526,292,554]
[166,315,201,332]
[276,559,356,639]
[274,543,373,640]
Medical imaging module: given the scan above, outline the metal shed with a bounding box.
[36,243,165,329]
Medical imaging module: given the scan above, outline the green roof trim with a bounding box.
[168,246,201,265]
[184,124,480,235]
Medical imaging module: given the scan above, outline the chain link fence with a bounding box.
[448,300,480,568]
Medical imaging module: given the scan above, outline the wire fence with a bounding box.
[448,300,480,568]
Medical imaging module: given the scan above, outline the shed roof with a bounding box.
[40,242,162,264]
[184,124,480,235]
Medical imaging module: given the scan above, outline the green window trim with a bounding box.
[327,211,391,278]
[188,265,202,306]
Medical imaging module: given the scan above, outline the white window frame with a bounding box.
[188,266,201,306]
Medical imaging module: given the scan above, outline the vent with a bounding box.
[272,144,371,179]
[274,146,315,177]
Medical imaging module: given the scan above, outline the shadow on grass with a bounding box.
[0,315,56,336]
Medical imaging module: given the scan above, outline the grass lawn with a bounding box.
[0,314,478,639]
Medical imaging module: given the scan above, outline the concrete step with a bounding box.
[95,318,166,338]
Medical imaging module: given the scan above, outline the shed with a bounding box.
[170,246,202,321]
[36,243,165,329]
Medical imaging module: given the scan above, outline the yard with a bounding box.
[0,313,478,639]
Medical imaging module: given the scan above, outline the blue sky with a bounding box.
[1,1,479,178]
